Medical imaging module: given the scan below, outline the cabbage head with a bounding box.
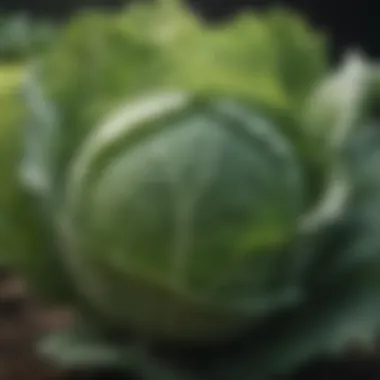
[15,0,343,343]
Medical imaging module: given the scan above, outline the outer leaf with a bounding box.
[38,324,197,380]
[0,64,80,304]
[299,53,375,235]
[304,52,373,154]
[0,64,25,266]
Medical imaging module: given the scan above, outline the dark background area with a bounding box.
[0,0,378,61]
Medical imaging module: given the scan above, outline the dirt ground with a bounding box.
[1,271,380,380]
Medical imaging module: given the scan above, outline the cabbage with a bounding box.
[18,0,334,342]
[3,1,380,379]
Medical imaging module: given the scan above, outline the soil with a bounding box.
[1,270,380,380]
